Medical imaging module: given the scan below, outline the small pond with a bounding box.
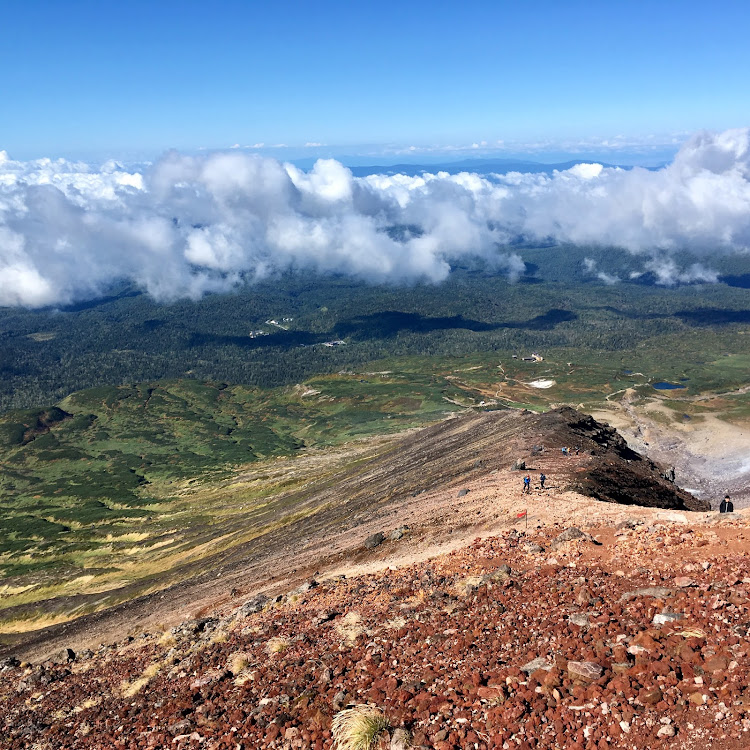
[653,382,687,390]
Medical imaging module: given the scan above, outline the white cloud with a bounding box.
[566,163,604,179]
[1,128,749,307]
[643,257,719,286]
[582,256,620,285]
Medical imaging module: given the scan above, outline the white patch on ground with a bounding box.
[528,379,556,389]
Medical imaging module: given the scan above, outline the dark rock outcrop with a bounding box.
[526,407,709,512]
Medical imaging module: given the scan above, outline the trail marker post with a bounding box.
[516,509,528,532]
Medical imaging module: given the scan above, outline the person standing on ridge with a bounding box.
[522,475,531,494]
[540,473,546,489]
[720,495,734,513]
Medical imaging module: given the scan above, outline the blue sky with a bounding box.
[2,0,750,163]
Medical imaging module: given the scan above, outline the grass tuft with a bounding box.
[158,630,176,647]
[121,661,162,696]
[229,651,252,674]
[266,635,291,654]
[332,704,391,750]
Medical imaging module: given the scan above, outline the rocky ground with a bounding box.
[3,508,750,750]
[0,407,707,663]
[2,406,745,749]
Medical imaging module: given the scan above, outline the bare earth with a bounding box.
[0,407,703,663]
[3,408,750,749]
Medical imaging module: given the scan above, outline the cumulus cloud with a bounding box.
[1,128,749,307]
[641,258,719,286]
[582,257,620,285]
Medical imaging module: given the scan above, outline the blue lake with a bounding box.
[653,382,687,390]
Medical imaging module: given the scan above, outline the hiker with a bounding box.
[561,447,568,456]
[539,473,546,489]
[574,446,580,456]
[522,475,531,494]
[720,495,734,513]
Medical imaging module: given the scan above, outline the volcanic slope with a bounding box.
[0,407,707,663]
[4,514,750,749]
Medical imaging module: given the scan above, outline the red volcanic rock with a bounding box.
[5,519,750,750]
[703,654,730,672]
[674,576,695,588]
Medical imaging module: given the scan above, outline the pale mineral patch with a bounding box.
[528,379,556,389]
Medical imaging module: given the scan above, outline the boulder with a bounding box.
[389,525,409,541]
[620,586,673,602]
[312,611,341,627]
[673,576,695,588]
[51,647,76,664]
[568,661,603,682]
[568,613,589,628]
[189,668,230,690]
[521,657,553,673]
[295,580,319,594]
[365,532,385,549]
[332,690,350,711]
[653,612,684,625]
[238,594,269,616]
[551,527,601,547]
[168,719,194,736]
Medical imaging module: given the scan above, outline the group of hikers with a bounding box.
[521,472,546,494]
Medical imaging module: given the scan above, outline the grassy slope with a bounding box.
[2,340,750,633]
[2,246,750,632]
[0,371,478,630]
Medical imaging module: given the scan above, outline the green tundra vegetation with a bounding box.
[1,243,749,633]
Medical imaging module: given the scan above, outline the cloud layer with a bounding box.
[1,128,749,307]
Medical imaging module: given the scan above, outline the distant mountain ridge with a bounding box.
[346,158,628,177]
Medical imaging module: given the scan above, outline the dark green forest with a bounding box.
[2,244,750,413]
